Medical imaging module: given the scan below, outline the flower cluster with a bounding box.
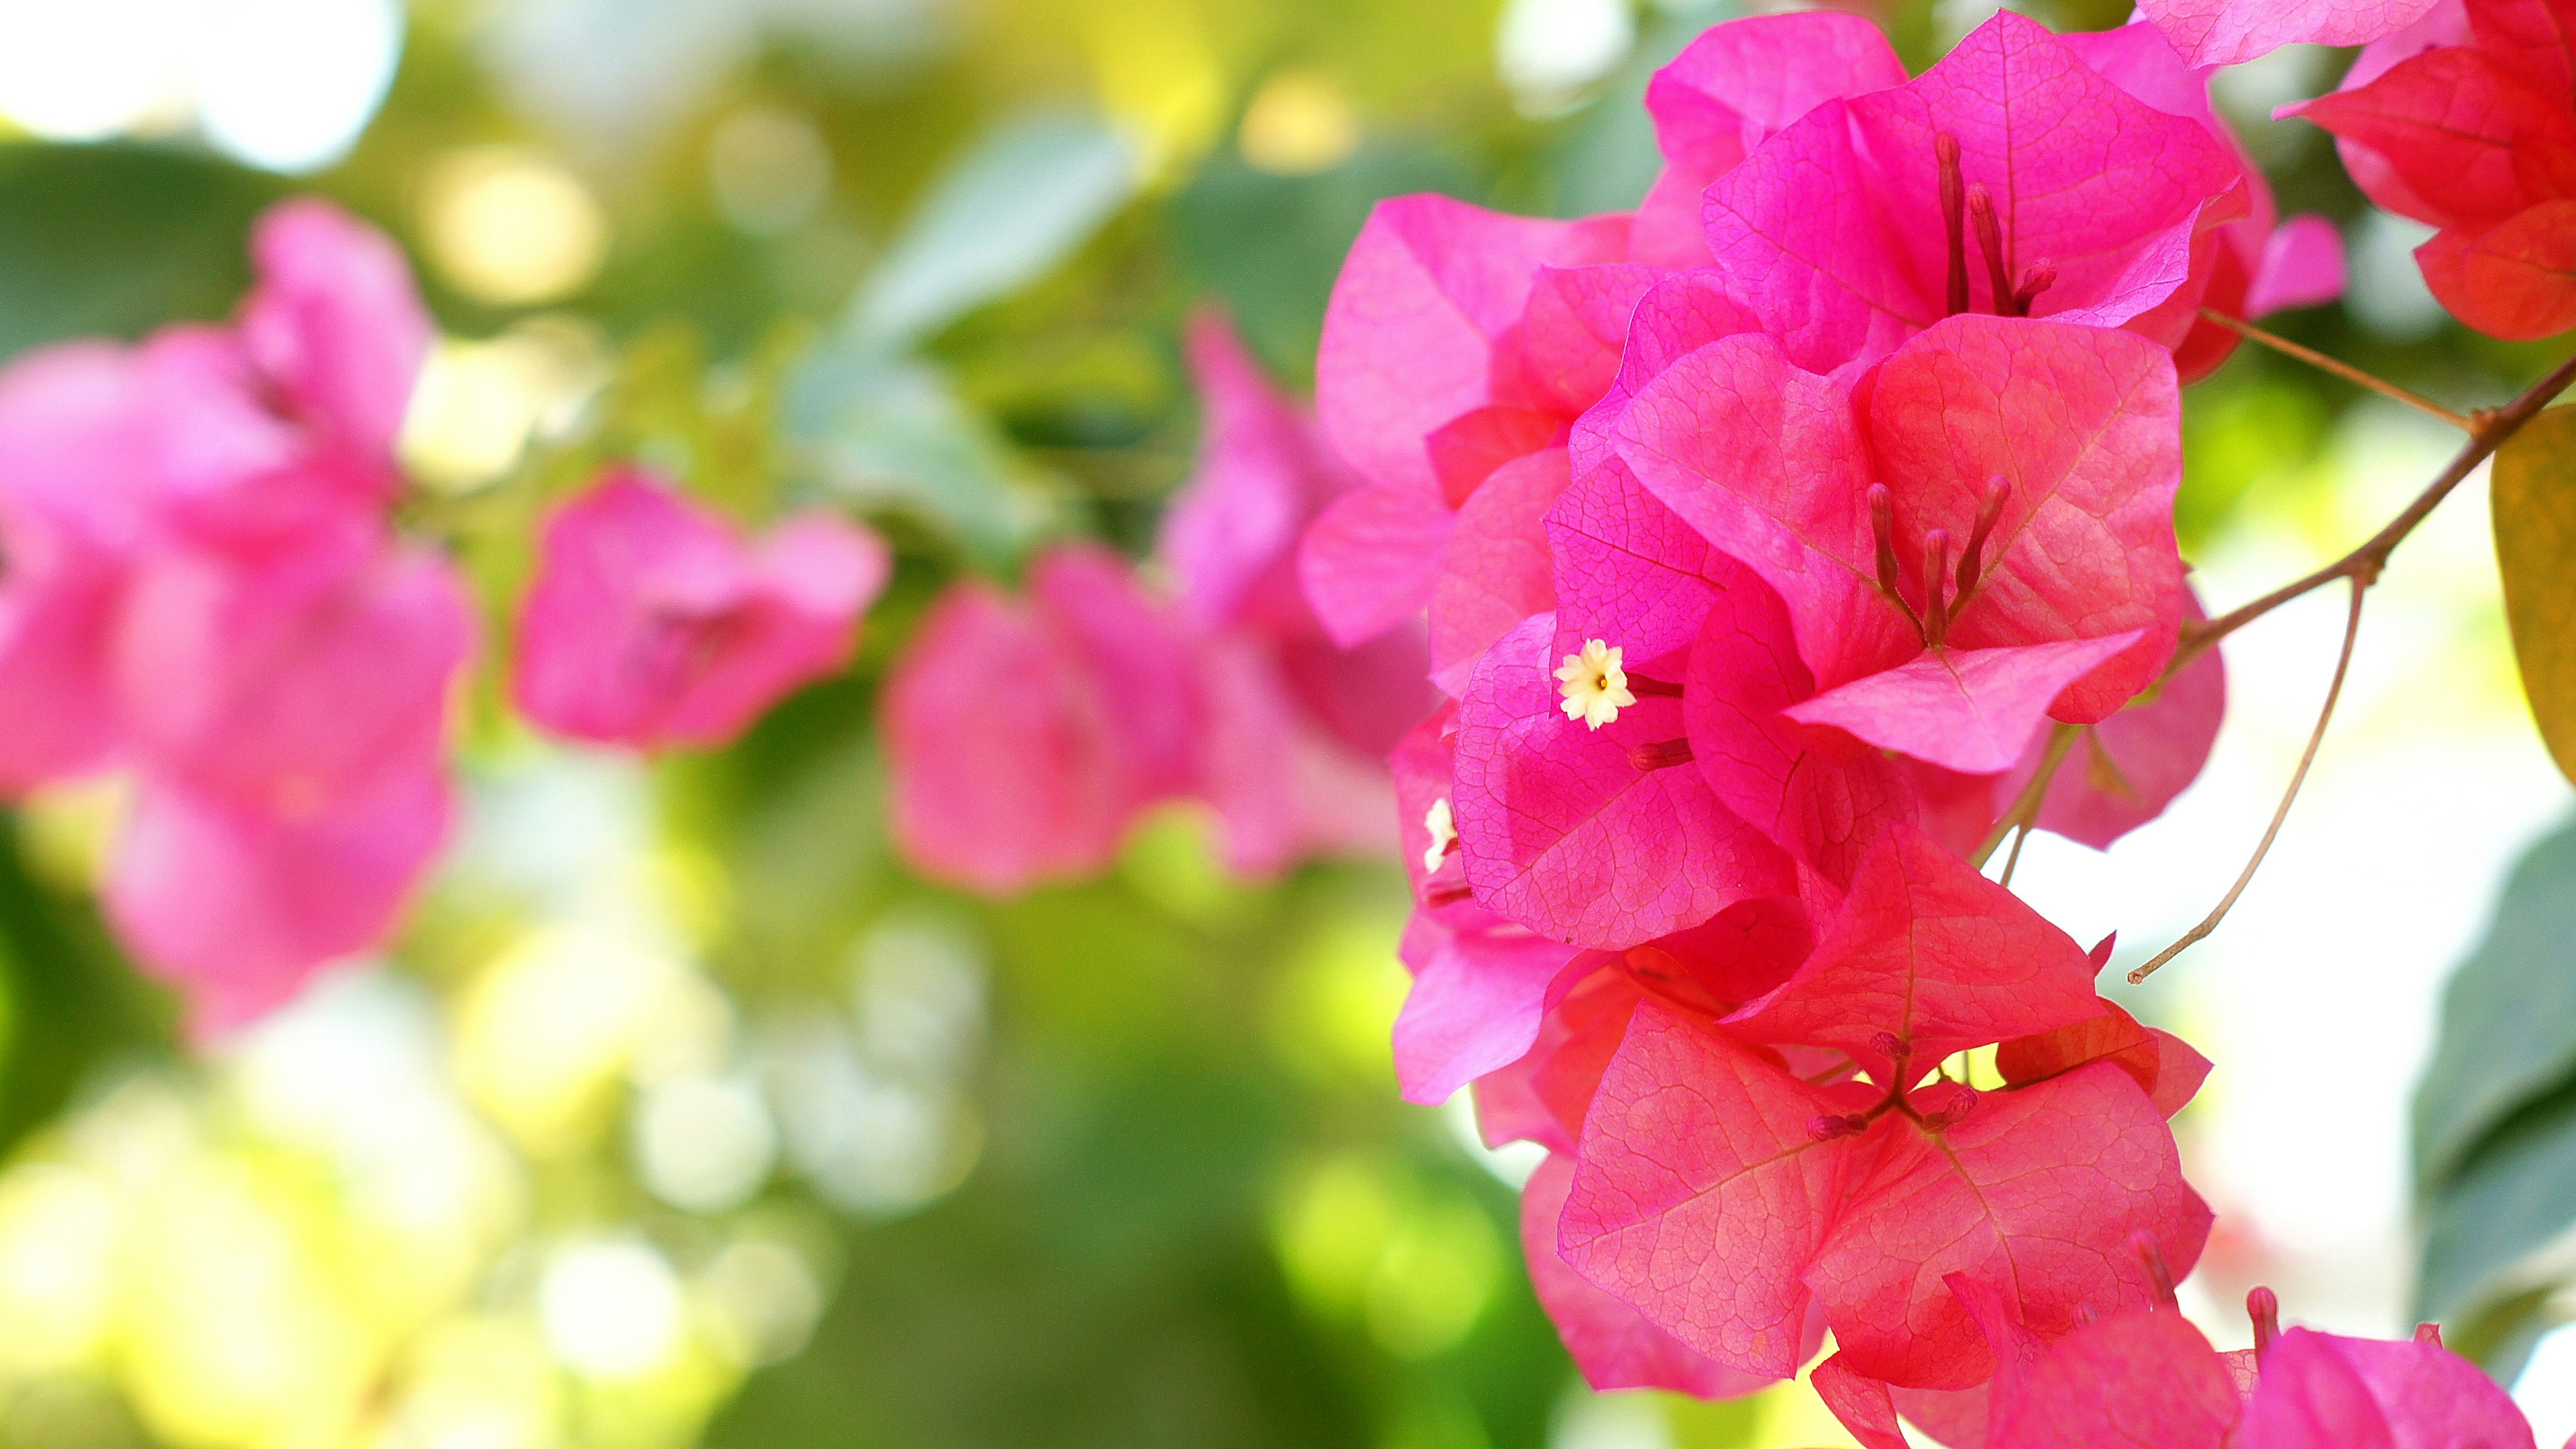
[883,313,1432,891]
[0,201,900,1035]
[0,200,472,1032]
[1823,1269,2559,1449]
[2290,0,2576,340]
[1287,2,2540,1428]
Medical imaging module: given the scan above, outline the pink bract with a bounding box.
[106,769,455,1037]
[882,574,1138,894]
[2142,0,2450,66]
[1616,317,2188,775]
[1450,612,1794,949]
[513,468,889,751]
[1632,13,1909,268]
[1525,1151,1815,1397]
[2290,0,2576,338]
[1701,11,2247,372]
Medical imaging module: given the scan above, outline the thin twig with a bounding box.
[2174,348,2576,676]
[2200,310,2472,431]
[1973,722,2080,869]
[2130,576,2368,983]
[1999,824,2031,889]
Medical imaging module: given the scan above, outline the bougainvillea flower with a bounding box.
[513,468,889,751]
[1617,315,2188,775]
[1722,824,2103,1081]
[1559,989,2209,1388]
[885,580,1129,894]
[1303,198,1627,645]
[2286,0,2576,339]
[1631,13,1909,268]
[1701,12,2247,373]
[1305,14,1900,662]
[1451,612,1795,949]
[2061,23,2348,381]
[2239,1326,2540,1449]
[118,531,475,816]
[0,197,465,1032]
[236,197,435,485]
[884,543,1210,894]
[106,769,455,1036]
[2141,0,2448,66]
[1523,1152,1820,1397]
[1553,870,2208,1390]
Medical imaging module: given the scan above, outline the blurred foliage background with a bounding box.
[0,1,2559,1447]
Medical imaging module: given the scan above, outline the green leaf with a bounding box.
[2494,403,2576,788]
[2416,817,2576,1190]
[847,111,1140,350]
[784,346,1070,570]
[0,142,279,358]
[2416,1075,2576,1379]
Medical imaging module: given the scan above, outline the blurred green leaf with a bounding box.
[1169,144,1472,376]
[0,142,278,358]
[2414,817,2576,1375]
[786,346,1071,570]
[2494,405,2576,789]
[849,111,1141,350]
[2416,1075,2576,1377]
[2417,818,2576,1190]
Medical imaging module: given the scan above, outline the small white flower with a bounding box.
[1554,639,1635,730]
[1421,797,1457,874]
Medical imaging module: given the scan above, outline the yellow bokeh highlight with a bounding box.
[452,928,688,1156]
[1076,0,1226,183]
[420,147,610,307]
[1238,70,1360,175]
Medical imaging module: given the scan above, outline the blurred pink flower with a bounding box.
[513,467,890,750]
[0,196,469,1033]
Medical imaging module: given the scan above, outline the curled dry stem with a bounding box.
[2130,575,2367,983]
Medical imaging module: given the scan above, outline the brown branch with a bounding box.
[2130,576,2367,983]
[2200,310,2471,431]
[2173,347,2576,676]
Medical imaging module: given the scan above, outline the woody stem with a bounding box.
[2173,346,2576,676]
[1971,721,2079,869]
[2198,310,2471,431]
[1999,824,2032,889]
[2129,575,2366,983]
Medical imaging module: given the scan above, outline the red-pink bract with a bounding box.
[1981,1305,2240,1449]
[1615,317,2187,774]
[1990,588,2228,851]
[2289,0,2576,338]
[1808,1063,2213,1387]
[1701,12,2247,372]
[513,468,890,751]
[237,197,434,484]
[1723,823,2103,1083]
[1558,998,1857,1379]
[1451,612,1794,949]
[1524,1152,1803,1397]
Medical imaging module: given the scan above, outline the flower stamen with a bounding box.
[1421,797,1457,874]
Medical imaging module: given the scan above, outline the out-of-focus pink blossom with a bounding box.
[0,197,468,1033]
[513,468,890,751]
